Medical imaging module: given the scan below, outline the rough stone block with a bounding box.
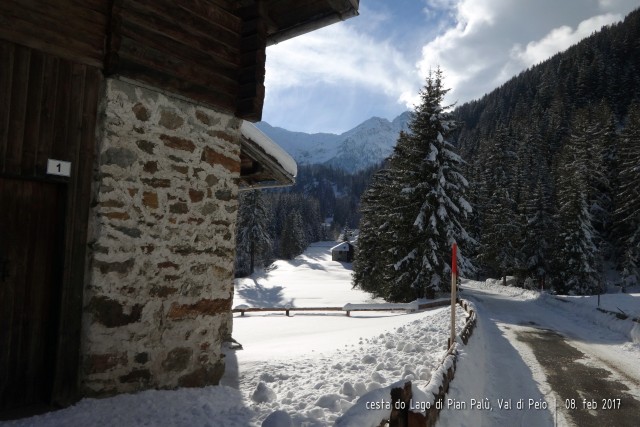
[169,202,189,214]
[84,352,128,374]
[143,161,158,173]
[177,361,224,388]
[132,103,151,121]
[101,147,137,168]
[201,146,239,173]
[94,259,135,275]
[167,298,232,320]
[136,139,155,154]
[119,369,151,385]
[142,191,159,209]
[87,295,144,328]
[162,347,193,372]
[189,189,204,203]
[160,134,196,152]
[159,109,185,130]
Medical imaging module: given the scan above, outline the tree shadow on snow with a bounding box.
[290,257,328,271]
[236,279,294,307]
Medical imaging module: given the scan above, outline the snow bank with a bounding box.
[5,386,253,427]
[343,302,420,311]
[233,307,466,425]
[468,278,639,343]
[336,300,477,427]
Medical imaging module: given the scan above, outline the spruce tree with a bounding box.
[280,210,307,260]
[354,70,474,301]
[235,190,272,276]
[615,103,640,286]
[476,125,521,284]
[353,168,398,298]
[519,168,556,289]
[553,111,602,294]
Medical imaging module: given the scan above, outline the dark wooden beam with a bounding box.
[0,0,107,68]
[236,0,267,121]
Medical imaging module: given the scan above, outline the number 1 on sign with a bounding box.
[46,159,71,177]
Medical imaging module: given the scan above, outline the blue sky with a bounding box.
[262,0,640,134]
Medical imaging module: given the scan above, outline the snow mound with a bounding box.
[261,410,293,427]
[361,354,377,364]
[252,382,277,403]
[315,394,342,410]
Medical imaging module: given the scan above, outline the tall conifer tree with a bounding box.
[616,103,640,286]
[354,70,474,301]
[235,190,272,276]
[553,111,602,294]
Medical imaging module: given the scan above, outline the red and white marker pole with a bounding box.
[450,243,458,350]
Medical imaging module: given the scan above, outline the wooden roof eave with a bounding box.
[239,133,296,191]
[266,1,359,46]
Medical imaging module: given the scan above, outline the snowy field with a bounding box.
[233,241,383,309]
[225,241,466,425]
[9,243,637,427]
[6,242,463,427]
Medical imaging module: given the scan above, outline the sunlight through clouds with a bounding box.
[511,13,623,67]
[417,0,639,106]
[262,0,640,133]
[265,23,417,105]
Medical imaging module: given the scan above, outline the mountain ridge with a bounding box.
[255,111,411,172]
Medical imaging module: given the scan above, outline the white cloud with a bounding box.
[262,0,640,133]
[511,13,622,67]
[416,0,638,106]
[265,22,418,111]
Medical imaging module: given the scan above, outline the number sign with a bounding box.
[47,159,71,177]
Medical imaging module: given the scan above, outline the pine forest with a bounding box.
[236,9,640,299]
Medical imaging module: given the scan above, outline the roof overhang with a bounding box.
[264,0,359,46]
[239,121,297,190]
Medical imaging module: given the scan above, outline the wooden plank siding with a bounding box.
[0,0,108,68]
[0,39,102,406]
[236,1,268,121]
[0,178,66,412]
[107,0,247,117]
[0,0,359,123]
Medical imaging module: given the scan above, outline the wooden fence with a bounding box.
[385,298,477,427]
[232,300,451,317]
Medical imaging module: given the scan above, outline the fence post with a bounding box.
[449,243,457,348]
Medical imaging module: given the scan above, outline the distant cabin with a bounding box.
[331,242,355,262]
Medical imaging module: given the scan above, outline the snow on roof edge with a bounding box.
[240,121,298,178]
[331,242,353,251]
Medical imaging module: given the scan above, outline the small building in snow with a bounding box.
[331,242,355,262]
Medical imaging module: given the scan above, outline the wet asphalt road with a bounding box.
[516,327,640,427]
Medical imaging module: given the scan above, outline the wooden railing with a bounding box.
[386,298,477,427]
[232,300,451,317]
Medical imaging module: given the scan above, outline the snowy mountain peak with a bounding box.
[255,112,411,172]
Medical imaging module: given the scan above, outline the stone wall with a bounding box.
[81,78,241,395]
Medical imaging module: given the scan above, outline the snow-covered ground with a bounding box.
[225,242,466,425]
[555,291,640,318]
[8,244,638,427]
[440,279,640,427]
[6,242,462,427]
[233,242,381,309]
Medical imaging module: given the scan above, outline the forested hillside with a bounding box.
[454,9,640,293]
[234,164,381,276]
